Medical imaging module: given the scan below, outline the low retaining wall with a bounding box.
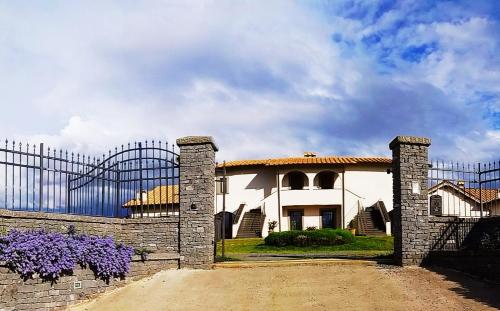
[428,216,460,236]
[427,216,500,282]
[0,254,179,310]
[0,209,179,253]
[0,209,182,310]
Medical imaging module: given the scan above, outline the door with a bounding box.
[289,210,303,230]
[321,209,336,229]
[215,212,234,240]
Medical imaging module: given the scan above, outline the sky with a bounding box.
[0,0,499,162]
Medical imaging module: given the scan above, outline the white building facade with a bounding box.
[214,154,393,238]
[428,181,500,218]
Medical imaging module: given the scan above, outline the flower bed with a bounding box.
[0,228,133,282]
[264,228,355,247]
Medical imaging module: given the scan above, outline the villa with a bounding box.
[214,153,393,238]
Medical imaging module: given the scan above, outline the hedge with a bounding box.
[264,228,355,247]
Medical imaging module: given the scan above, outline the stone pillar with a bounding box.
[389,136,431,266]
[177,136,218,269]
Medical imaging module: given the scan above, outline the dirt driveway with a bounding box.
[69,261,500,311]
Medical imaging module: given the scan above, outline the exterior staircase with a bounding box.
[236,208,265,238]
[354,202,387,236]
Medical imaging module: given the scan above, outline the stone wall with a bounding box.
[390,136,431,266]
[0,209,179,253]
[0,209,181,310]
[0,255,179,311]
[177,136,217,269]
[428,216,461,244]
[427,216,500,282]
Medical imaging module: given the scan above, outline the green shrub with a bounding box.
[264,228,354,247]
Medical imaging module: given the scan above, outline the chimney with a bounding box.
[457,180,465,188]
[136,190,147,202]
[303,152,317,158]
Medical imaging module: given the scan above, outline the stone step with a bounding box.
[237,210,265,238]
[354,209,386,236]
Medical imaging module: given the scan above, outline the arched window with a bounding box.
[314,171,337,189]
[282,171,308,190]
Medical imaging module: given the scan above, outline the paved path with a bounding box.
[69,261,500,311]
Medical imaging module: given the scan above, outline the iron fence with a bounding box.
[428,160,499,218]
[430,218,480,251]
[0,140,179,218]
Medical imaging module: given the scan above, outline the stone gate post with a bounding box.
[389,136,431,266]
[177,136,218,269]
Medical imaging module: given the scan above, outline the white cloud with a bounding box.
[0,1,498,162]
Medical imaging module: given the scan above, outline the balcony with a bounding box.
[279,188,343,206]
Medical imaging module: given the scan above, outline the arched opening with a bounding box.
[314,171,337,189]
[282,171,309,190]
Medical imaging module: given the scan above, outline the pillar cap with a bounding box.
[389,136,431,150]
[176,136,218,151]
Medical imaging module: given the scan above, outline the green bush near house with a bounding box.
[264,228,355,247]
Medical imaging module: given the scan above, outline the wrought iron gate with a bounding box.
[428,159,499,252]
[0,140,179,218]
[428,160,499,218]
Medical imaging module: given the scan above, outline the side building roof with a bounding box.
[123,185,179,208]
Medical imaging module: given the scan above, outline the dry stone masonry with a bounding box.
[177,136,218,269]
[0,209,179,254]
[0,256,178,311]
[390,136,431,266]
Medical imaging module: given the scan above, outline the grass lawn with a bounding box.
[216,236,394,257]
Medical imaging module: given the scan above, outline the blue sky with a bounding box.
[0,0,499,161]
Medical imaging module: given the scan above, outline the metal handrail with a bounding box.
[356,201,366,235]
[374,201,389,228]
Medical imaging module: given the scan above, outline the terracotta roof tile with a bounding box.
[218,156,391,168]
[465,188,500,203]
[429,181,500,203]
[123,185,179,208]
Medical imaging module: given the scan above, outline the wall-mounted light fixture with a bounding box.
[190,203,197,210]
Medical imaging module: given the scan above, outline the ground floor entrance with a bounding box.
[282,205,341,231]
[215,211,234,240]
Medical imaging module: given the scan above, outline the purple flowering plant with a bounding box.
[0,228,133,282]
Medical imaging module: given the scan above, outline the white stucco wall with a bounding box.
[343,165,393,228]
[429,188,499,217]
[429,188,481,217]
[214,167,275,215]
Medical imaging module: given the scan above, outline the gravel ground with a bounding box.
[69,263,500,311]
